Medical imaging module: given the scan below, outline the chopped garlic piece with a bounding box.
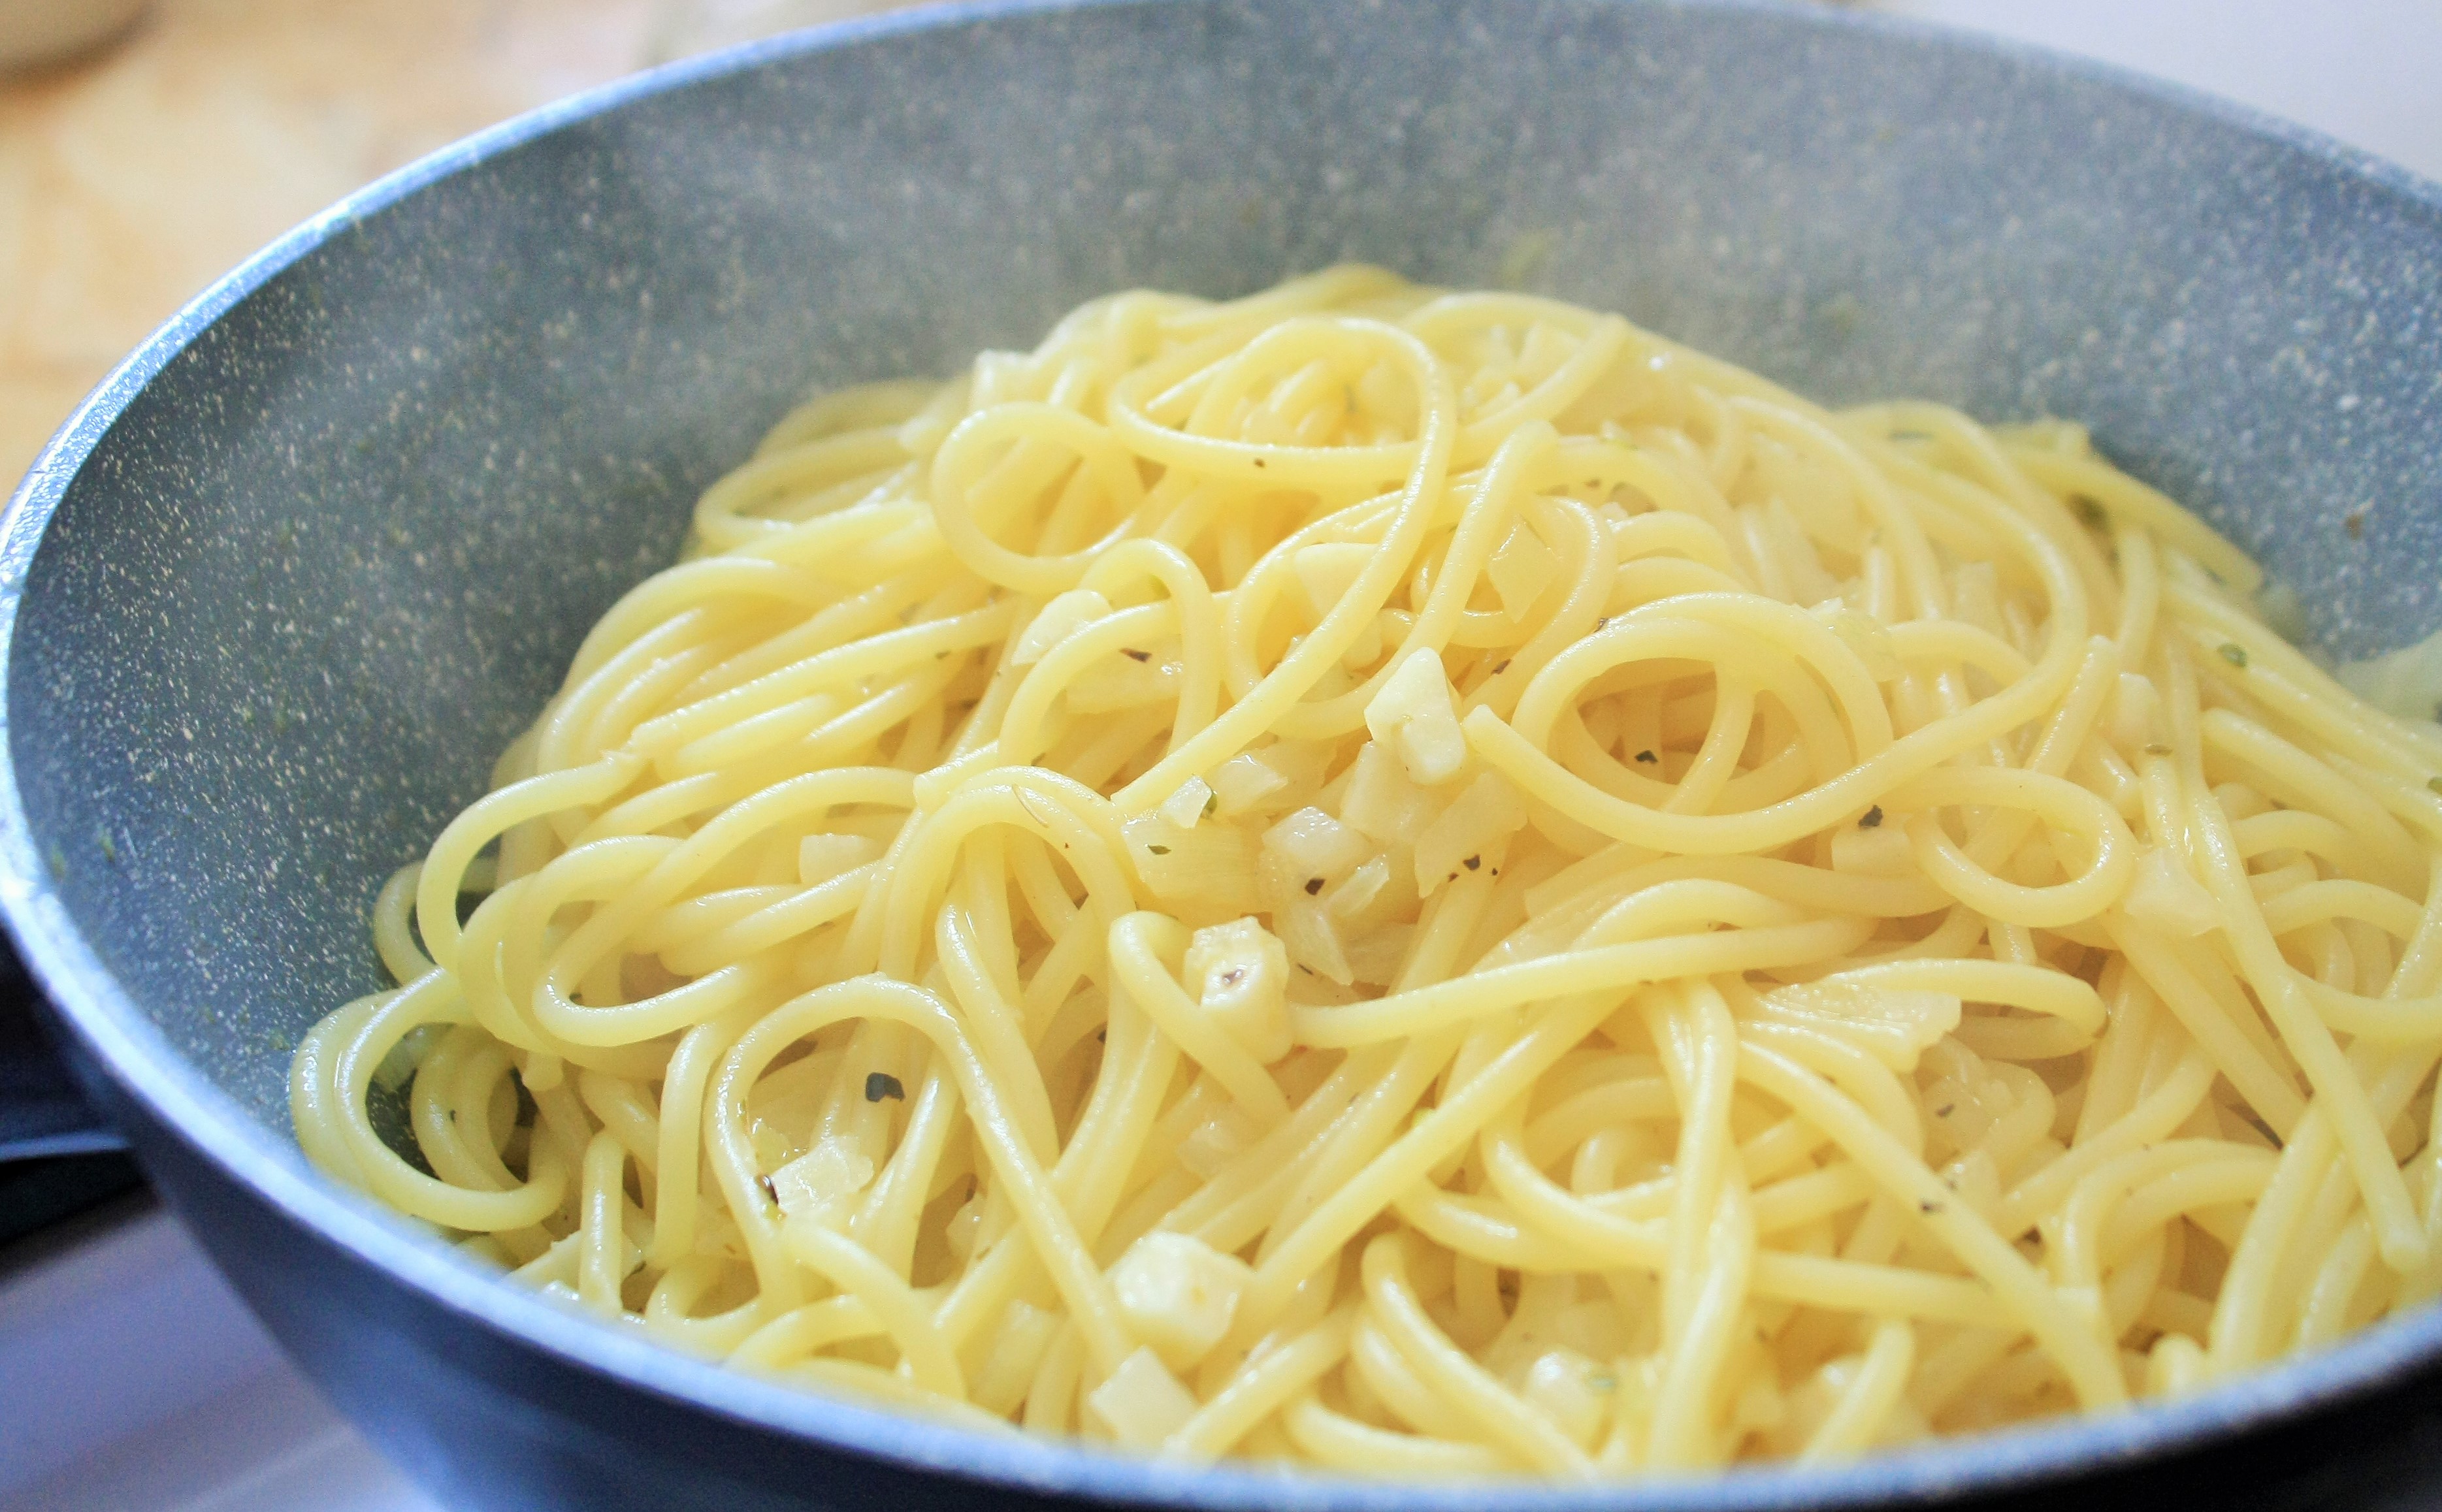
[971,1300,1059,1417]
[1183,916,1291,1063]
[1209,751,1290,816]
[1486,519,1560,620]
[770,1134,873,1229]
[2123,845,2220,938]
[1365,648,1468,785]
[1759,980,1961,1072]
[1110,1232,1254,1369]
[1521,1348,1612,1451]
[1293,541,1376,619]
[1830,822,1915,876]
[2108,673,2166,754]
[1009,588,1113,666]
[1262,807,1373,893]
[1414,771,1527,893]
[1158,777,1215,829]
[1085,1346,1201,1447]
[1340,740,1435,844]
[1808,600,1902,683]
[798,832,881,887]
[1325,855,1393,920]
[1124,815,1258,910]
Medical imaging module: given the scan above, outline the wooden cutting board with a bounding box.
[0,0,918,489]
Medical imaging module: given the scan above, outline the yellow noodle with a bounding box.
[291,268,2442,1477]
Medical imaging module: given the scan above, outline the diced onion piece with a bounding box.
[1293,541,1376,620]
[1124,815,1258,910]
[770,1134,874,1229]
[1520,1348,1611,1451]
[1182,916,1292,1063]
[1339,740,1435,844]
[1010,588,1113,666]
[2123,845,2220,938]
[1109,1231,1254,1369]
[1158,777,1215,829]
[1486,519,1561,620]
[1758,980,1960,1072]
[1808,600,1903,683]
[1365,648,1468,785]
[1086,1346,1201,1448]
[1414,771,1527,894]
[798,832,881,887]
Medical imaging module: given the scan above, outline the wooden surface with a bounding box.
[0,0,920,487]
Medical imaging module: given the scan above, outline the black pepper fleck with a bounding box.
[1859,805,1883,829]
[1463,855,1482,871]
[864,1072,905,1102]
[1635,749,1657,764]
[1304,877,1325,895]
[1122,648,1152,662]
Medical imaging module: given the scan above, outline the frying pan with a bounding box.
[6,1,2442,1507]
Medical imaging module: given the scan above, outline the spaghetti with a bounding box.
[291,266,2442,1473]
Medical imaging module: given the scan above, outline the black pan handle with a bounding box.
[0,934,125,1162]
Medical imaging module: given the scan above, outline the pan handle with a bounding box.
[0,935,125,1163]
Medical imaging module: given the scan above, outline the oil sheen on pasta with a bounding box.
[291,266,2442,1475]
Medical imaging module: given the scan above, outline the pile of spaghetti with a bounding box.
[292,266,2442,1475]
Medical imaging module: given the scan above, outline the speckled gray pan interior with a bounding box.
[5,1,2442,1509]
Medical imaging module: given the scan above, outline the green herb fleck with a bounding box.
[2219,643,2249,668]
[1147,844,1170,855]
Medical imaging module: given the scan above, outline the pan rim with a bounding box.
[4,0,2441,1505]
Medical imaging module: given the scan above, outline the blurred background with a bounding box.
[0,1,2437,1508]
